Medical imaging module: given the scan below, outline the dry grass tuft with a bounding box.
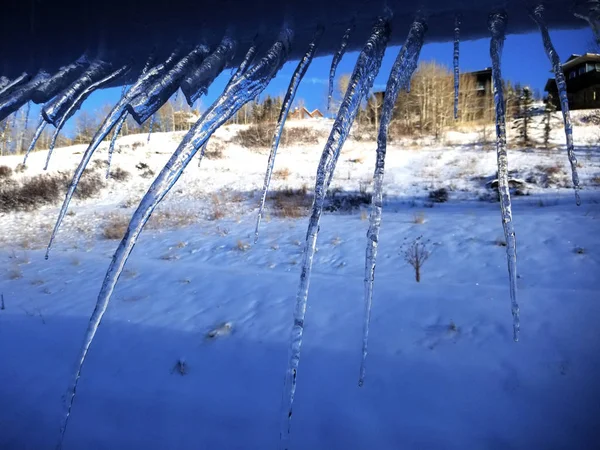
[268,185,311,218]
[0,165,13,178]
[102,214,129,240]
[236,240,251,251]
[413,212,426,224]
[274,168,291,180]
[109,167,130,182]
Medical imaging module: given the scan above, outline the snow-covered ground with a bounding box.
[1,113,600,449]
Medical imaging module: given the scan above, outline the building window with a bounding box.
[596,63,600,71]
[587,63,596,72]
[569,71,576,79]
[579,66,586,75]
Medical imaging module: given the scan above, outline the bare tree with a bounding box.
[403,236,431,283]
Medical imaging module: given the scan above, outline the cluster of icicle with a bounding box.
[0,3,591,448]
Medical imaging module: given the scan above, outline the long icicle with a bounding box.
[19,101,31,153]
[328,23,355,112]
[106,84,130,178]
[279,17,391,450]
[255,27,324,243]
[147,114,156,142]
[453,14,461,120]
[55,29,293,448]
[23,116,46,164]
[530,4,581,205]
[196,41,259,169]
[360,17,427,388]
[108,53,154,178]
[489,11,520,342]
[45,49,183,258]
[44,65,131,170]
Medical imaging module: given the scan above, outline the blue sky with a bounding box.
[42,26,591,137]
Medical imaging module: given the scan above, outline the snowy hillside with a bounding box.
[1,113,599,449]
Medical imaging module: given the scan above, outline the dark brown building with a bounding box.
[545,53,600,110]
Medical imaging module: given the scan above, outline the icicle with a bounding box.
[228,38,260,86]
[197,141,208,168]
[55,29,293,448]
[180,36,237,106]
[0,76,10,91]
[360,18,426,387]
[279,17,390,450]
[147,114,156,142]
[489,12,520,342]
[573,0,600,44]
[42,61,117,127]
[43,65,131,170]
[255,27,324,243]
[106,114,127,178]
[127,45,210,124]
[18,101,31,153]
[29,55,90,104]
[454,14,461,120]
[328,22,355,112]
[23,117,46,164]
[530,4,581,205]
[106,85,130,178]
[46,49,184,258]
[0,71,50,122]
[0,72,30,98]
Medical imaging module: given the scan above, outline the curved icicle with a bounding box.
[44,65,131,170]
[42,61,117,127]
[107,54,154,177]
[0,76,11,92]
[254,27,324,243]
[530,4,581,205]
[489,12,520,342]
[46,49,183,259]
[453,14,461,120]
[328,22,355,112]
[106,113,128,178]
[0,71,50,122]
[0,72,31,99]
[23,117,46,164]
[279,17,390,450]
[573,1,600,44]
[228,38,260,86]
[180,36,237,106]
[360,18,427,387]
[30,55,90,105]
[147,114,156,142]
[127,45,210,124]
[55,29,293,448]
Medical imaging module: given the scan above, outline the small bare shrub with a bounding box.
[325,189,370,212]
[102,215,129,240]
[204,141,225,159]
[413,212,426,224]
[269,186,311,218]
[236,240,250,251]
[110,167,130,182]
[282,127,319,146]
[234,123,275,148]
[74,172,105,199]
[428,188,449,203]
[8,266,22,280]
[135,162,150,171]
[209,195,226,220]
[172,359,188,375]
[274,168,291,180]
[403,236,431,283]
[0,166,13,178]
[15,163,26,173]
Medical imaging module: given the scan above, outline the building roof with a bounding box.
[562,53,600,71]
